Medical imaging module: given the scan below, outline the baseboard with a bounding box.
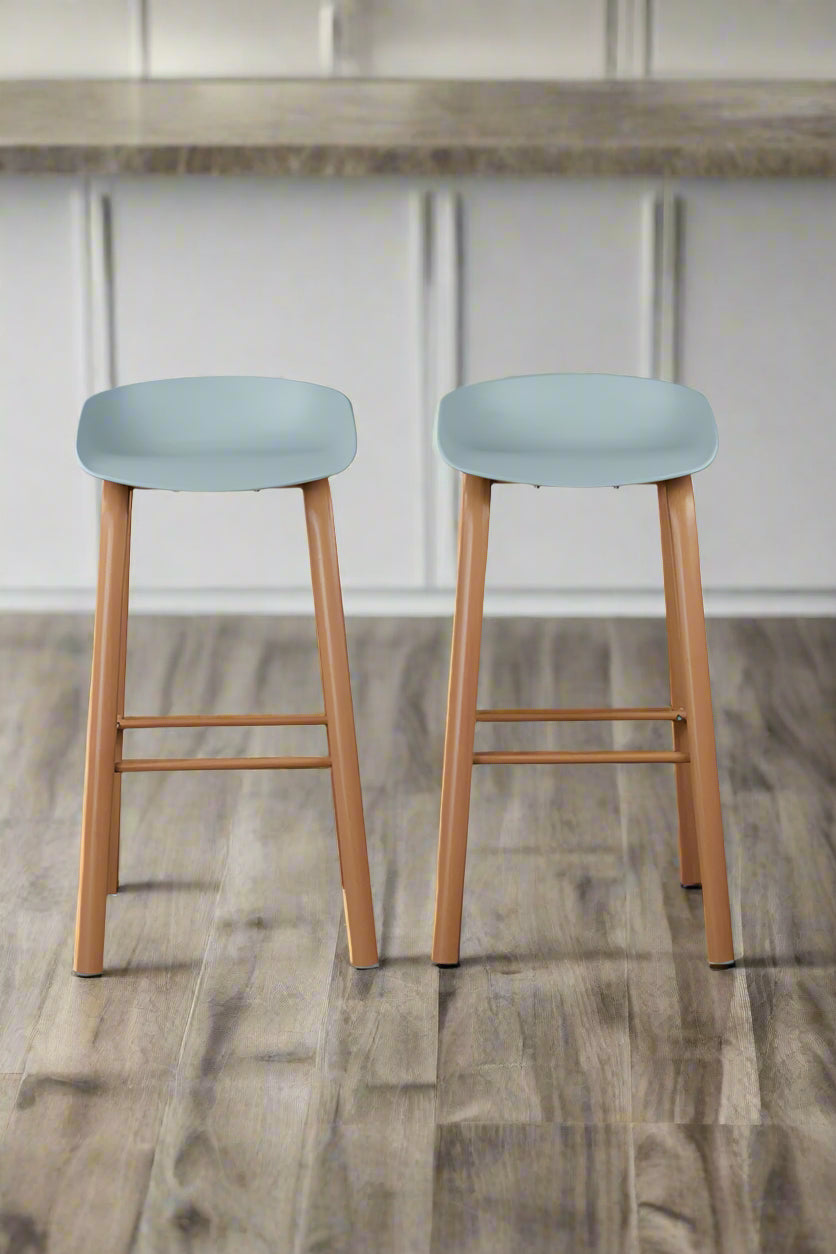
[2,586,836,617]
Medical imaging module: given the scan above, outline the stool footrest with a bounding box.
[473,750,689,765]
[476,707,685,723]
[117,755,331,772]
[118,713,327,729]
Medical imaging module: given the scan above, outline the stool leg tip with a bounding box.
[72,970,103,979]
[709,959,736,970]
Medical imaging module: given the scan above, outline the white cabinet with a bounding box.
[0,1,138,77]
[651,0,836,77]
[148,0,322,77]
[676,180,836,590]
[460,180,661,592]
[349,0,607,78]
[108,178,424,594]
[0,179,96,593]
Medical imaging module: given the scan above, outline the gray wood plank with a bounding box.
[0,1075,21,1139]
[0,618,93,1071]
[431,1124,638,1254]
[608,619,760,1124]
[293,619,445,1254]
[634,1123,836,1254]
[708,620,836,1128]
[436,619,630,1125]
[134,772,341,1253]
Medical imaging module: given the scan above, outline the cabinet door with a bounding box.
[0,2,137,77]
[0,179,95,594]
[148,0,321,76]
[109,178,423,594]
[651,0,836,77]
[677,181,836,591]
[461,180,658,592]
[350,0,607,77]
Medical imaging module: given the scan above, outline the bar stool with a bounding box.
[74,376,378,976]
[431,373,734,969]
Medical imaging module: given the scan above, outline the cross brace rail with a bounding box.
[475,707,685,722]
[474,749,689,765]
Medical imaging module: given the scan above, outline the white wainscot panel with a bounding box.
[109,177,423,593]
[651,0,836,77]
[679,181,836,591]
[148,0,321,76]
[349,0,607,77]
[0,1,137,77]
[0,178,95,590]
[461,179,661,592]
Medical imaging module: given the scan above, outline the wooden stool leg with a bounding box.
[432,474,492,966]
[108,488,132,895]
[666,476,735,967]
[74,480,131,976]
[303,478,378,969]
[658,482,701,887]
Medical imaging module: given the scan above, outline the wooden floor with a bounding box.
[1,614,834,1253]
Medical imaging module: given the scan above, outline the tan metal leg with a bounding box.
[666,476,735,967]
[74,480,131,976]
[108,488,132,895]
[658,481,701,887]
[303,478,378,969]
[432,474,492,966]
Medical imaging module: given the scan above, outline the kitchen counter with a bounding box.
[1,78,835,177]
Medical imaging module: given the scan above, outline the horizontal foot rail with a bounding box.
[117,755,331,773]
[473,749,689,766]
[118,713,327,729]
[475,707,685,723]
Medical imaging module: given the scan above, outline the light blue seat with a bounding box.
[434,373,718,487]
[77,376,357,491]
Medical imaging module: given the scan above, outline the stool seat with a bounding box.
[435,373,718,488]
[77,376,357,491]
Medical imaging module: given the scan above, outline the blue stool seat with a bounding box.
[77,376,357,491]
[435,373,718,488]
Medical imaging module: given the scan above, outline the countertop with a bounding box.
[1,78,835,177]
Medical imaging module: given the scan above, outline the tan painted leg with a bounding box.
[658,482,701,887]
[666,476,735,968]
[108,488,132,895]
[74,480,131,976]
[432,474,492,966]
[303,478,378,969]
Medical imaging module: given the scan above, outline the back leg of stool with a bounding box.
[658,481,701,888]
[108,488,133,895]
[74,480,132,976]
[303,478,378,969]
[432,474,492,967]
[666,475,735,968]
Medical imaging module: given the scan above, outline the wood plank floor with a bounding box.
[0,614,834,1253]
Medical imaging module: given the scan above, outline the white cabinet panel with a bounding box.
[0,1,137,77]
[0,179,94,589]
[462,180,659,591]
[678,181,836,590]
[148,0,321,76]
[109,178,423,591]
[651,0,836,77]
[351,0,606,77]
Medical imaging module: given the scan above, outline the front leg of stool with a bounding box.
[304,477,378,969]
[666,475,735,968]
[74,480,131,976]
[432,474,492,967]
[658,481,701,888]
